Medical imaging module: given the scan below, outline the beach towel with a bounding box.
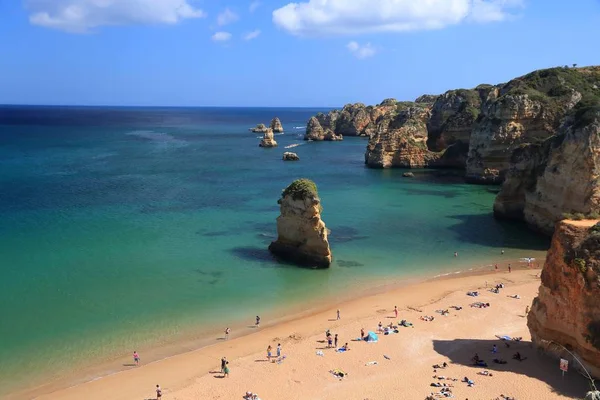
[336,348,347,353]
[316,350,324,356]
[330,368,347,378]
[496,335,511,341]
[365,361,378,366]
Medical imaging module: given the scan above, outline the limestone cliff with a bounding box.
[494,110,600,234]
[528,220,600,378]
[268,179,332,268]
[270,117,284,133]
[466,67,600,183]
[305,117,343,141]
[259,129,278,148]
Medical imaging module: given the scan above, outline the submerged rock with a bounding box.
[402,172,415,177]
[268,179,332,268]
[528,220,600,377]
[282,152,299,161]
[259,129,278,148]
[251,123,269,133]
[270,117,284,133]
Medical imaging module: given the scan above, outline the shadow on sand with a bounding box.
[432,338,589,398]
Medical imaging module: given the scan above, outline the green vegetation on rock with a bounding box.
[573,258,587,273]
[282,178,319,200]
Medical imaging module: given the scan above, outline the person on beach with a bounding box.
[525,305,530,315]
[267,345,272,360]
[495,264,498,271]
[221,356,227,372]
[277,343,281,358]
[342,342,349,351]
[394,306,398,318]
[133,351,140,366]
[378,321,383,333]
[225,327,230,340]
[492,345,497,354]
[501,249,505,255]
[156,384,162,399]
[336,309,340,320]
[508,264,512,273]
[223,361,230,377]
[256,316,260,327]
[334,334,338,348]
[361,328,365,339]
[327,335,333,348]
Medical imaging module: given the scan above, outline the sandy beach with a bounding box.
[8,265,589,400]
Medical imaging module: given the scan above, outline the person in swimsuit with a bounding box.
[256,316,260,327]
[223,361,229,377]
[133,351,140,366]
[225,327,230,340]
[267,345,272,360]
[221,356,227,372]
[394,306,398,318]
[156,384,162,399]
[277,343,281,358]
[360,328,365,339]
[334,334,338,348]
[336,309,340,320]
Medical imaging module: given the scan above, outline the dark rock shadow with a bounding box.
[336,260,365,268]
[447,213,550,250]
[329,226,369,244]
[230,246,277,263]
[432,338,588,398]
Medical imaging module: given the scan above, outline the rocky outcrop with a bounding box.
[251,123,268,133]
[528,220,600,378]
[270,117,284,133]
[305,117,343,141]
[282,152,299,161]
[268,179,332,268]
[494,110,600,234]
[466,67,600,183]
[259,129,278,148]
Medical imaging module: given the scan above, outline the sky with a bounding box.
[0,0,599,107]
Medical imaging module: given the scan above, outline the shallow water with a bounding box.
[0,106,549,393]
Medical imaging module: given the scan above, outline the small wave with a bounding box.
[284,143,304,149]
[126,130,187,147]
[293,126,305,129]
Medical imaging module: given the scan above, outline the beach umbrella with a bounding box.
[366,331,379,342]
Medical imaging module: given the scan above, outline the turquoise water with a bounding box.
[0,106,549,394]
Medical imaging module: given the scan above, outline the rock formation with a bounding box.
[282,152,299,161]
[251,123,269,133]
[528,220,600,378]
[268,179,332,268]
[270,117,284,133]
[305,117,343,141]
[494,110,600,234]
[259,129,278,148]
[466,67,600,183]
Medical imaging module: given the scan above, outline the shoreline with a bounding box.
[5,254,547,400]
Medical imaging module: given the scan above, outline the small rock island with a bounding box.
[250,123,269,133]
[270,117,284,133]
[282,152,299,161]
[259,129,278,148]
[268,179,332,268]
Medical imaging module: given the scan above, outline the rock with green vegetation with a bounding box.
[268,179,332,268]
[494,107,600,234]
[528,220,600,378]
[251,123,269,133]
[305,117,342,141]
[259,128,278,148]
[467,66,600,183]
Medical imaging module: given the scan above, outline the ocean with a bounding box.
[0,106,549,395]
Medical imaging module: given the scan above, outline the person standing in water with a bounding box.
[454,252,458,257]
[225,327,231,340]
[508,264,512,273]
[256,316,260,327]
[133,351,140,366]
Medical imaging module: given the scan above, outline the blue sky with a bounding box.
[1,0,599,107]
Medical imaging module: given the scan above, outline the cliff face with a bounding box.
[528,220,600,377]
[259,129,278,147]
[270,117,284,133]
[466,67,600,183]
[494,112,600,234]
[305,117,343,141]
[268,179,332,268]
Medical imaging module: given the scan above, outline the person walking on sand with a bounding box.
[267,345,272,360]
[221,356,227,373]
[225,327,230,340]
[277,343,281,358]
[378,321,383,333]
[361,328,365,339]
[223,361,229,378]
[334,334,338,348]
[133,351,140,366]
[508,264,512,273]
[394,306,398,318]
[156,384,162,399]
[336,309,340,320]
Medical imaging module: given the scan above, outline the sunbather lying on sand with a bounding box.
[420,316,435,321]
[399,319,413,327]
[470,302,490,308]
[509,294,521,299]
[513,352,527,361]
[493,358,507,364]
[450,305,463,310]
[478,370,493,376]
[432,362,448,369]
[467,291,479,297]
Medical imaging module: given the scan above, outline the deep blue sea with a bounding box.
[0,106,549,394]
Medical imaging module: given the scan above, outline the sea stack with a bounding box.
[259,128,278,148]
[251,123,269,133]
[305,117,343,141]
[282,152,299,161]
[270,117,284,133]
[528,220,600,377]
[268,179,332,268]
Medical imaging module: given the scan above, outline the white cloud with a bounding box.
[346,41,376,59]
[217,8,239,26]
[212,31,232,42]
[25,0,206,33]
[273,0,523,37]
[249,1,261,13]
[243,29,261,40]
